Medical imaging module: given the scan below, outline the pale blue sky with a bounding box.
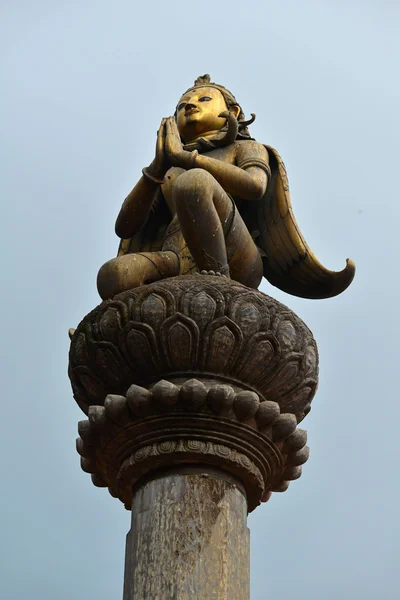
[1,1,399,598]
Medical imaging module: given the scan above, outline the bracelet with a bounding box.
[142,167,165,184]
[180,150,199,170]
[187,149,198,169]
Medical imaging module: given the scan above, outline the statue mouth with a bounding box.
[185,108,199,118]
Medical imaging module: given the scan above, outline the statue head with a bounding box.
[176,74,254,144]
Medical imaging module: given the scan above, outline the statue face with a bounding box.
[176,86,228,141]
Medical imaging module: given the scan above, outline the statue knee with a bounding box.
[173,169,213,210]
[175,168,212,186]
[97,258,122,300]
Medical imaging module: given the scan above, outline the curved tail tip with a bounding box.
[345,258,356,278]
[334,257,356,296]
[324,257,356,299]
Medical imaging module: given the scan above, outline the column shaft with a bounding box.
[123,469,250,600]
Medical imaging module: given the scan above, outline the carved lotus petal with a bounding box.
[272,414,297,441]
[236,333,279,385]
[122,322,160,372]
[91,473,107,488]
[283,429,307,452]
[152,380,179,405]
[288,446,310,466]
[181,283,225,321]
[99,305,124,343]
[126,385,153,417]
[202,316,243,373]
[279,384,314,415]
[276,319,298,351]
[76,437,92,458]
[263,357,301,397]
[80,456,96,474]
[161,313,199,370]
[73,332,90,365]
[304,345,318,376]
[140,293,167,332]
[73,366,107,403]
[233,391,260,421]
[88,405,108,430]
[187,291,217,331]
[77,420,95,443]
[104,394,130,425]
[231,302,262,337]
[273,481,290,493]
[95,344,128,388]
[179,379,208,410]
[207,384,235,415]
[282,465,302,481]
[256,401,280,428]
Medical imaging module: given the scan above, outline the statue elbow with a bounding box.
[115,222,125,238]
[115,218,133,239]
[249,181,266,201]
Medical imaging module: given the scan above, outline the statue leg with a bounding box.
[97,251,179,300]
[173,169,230,275]
[172,169,263,288]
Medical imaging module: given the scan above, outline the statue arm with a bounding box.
[164,118,269,202]
[193,155,267,201]
[115,118,169,239]
[115,176,161,239]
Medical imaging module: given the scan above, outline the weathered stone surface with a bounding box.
[69,275,318,423]
[75,379,310,511]
[123,470,250,600]
[69,276,315,508]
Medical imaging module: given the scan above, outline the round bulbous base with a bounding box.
[69,274,318,422]
[70,275,316,509]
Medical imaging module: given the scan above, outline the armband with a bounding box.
[142,167,165,184]
[238,158,271,179]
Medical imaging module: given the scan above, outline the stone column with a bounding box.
[69,275,317,598]
[123,468,249,600]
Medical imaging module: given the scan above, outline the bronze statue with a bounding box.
[97,74,355,300]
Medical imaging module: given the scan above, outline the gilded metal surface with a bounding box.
[123,471,250,600]
[97,74,355,301]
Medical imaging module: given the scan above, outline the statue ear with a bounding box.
[229,104,241,120]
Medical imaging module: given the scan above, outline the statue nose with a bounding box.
[185,103,198,113]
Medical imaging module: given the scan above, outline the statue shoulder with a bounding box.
[234,139,270,170]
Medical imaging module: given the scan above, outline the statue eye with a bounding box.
[178,102,186,111]
[199,96,212,102]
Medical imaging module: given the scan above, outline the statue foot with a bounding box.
[199,265,230,278]
[97,251,180,300]
[200,270,228,278]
